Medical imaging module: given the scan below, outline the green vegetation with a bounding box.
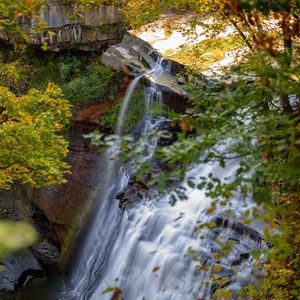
[0,45,118,106]
[0,0,119,258]
[0,206,5,219]
[0,0,45,29]
[0,83,72,189]
[0,77,70,256]
[101,90,145,133]
[27,51,116,106]
[169,2,300,298]
[0,0,120,255]
[0,221,37,258]
[98,23,111,33]
[0,46,120,187]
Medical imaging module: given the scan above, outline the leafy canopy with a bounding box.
[0,83,72,189]
[0,0,45,29]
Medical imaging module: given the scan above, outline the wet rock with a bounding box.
[30,207,59,245]
[140,77,191,113]
[29,126,104,246]
[157,122,180,147]
[160,90,191,113]
[0,185,30,222]
[102,33,156,75]
[74,102,111,130]
[102,33,189,100]
[30,240,60,265]
[0,250,44,292]
[157,119,196,146]
[231,252,251,266]
[142,72,185,96]
[0,193,60,291]
[29,207,61,265]
[116,180,149,209]
[191,214,266,297]
[214,215,264,245]
[211,279,232,296]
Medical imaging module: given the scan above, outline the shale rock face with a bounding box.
[30,125,104,243]
[101,33,187,98]
[0,1,125,51]
[102,33,157,75]
[101,33,193,113]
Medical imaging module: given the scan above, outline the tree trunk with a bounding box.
[280,93,293,115]
[282,12,293,67]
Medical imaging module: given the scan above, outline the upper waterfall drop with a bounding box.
[116,56,165,136]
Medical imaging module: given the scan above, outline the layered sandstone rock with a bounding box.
[0,1,125,52]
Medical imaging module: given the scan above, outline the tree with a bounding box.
[0,0,45,29]
[0,83,72,189]
[0,1,73,258]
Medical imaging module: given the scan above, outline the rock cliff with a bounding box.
[0,0,125,52]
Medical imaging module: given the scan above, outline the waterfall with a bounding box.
[61,55,264,300]
[61,57,165,299]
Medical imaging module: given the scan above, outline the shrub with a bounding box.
[59,56,82,81]
[62,63,115,104]
[25,51,116,106]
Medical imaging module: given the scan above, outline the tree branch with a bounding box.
[226,14,255,52]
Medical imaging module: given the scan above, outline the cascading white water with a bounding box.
[87,160,262,300]
[62,55,263,300]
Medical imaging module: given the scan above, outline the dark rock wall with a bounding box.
[0,1,125,52]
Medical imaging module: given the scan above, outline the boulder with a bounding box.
[0,250,44,292]
[30,240,60,265]
[101,33,188,99]
[102,33,156,75]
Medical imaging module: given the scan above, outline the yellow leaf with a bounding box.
[212,264,223,273]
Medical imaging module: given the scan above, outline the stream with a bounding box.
[61,56,264,300]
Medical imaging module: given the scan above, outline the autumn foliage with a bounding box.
[0,83,72,189]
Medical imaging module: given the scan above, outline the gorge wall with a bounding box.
[0,0,125,51]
